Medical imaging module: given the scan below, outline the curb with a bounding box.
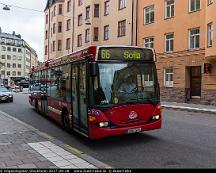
[0,110,112,169]
[162,105,216,114]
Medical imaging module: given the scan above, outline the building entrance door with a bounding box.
[190,67,201,98]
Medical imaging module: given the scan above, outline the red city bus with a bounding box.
[29,46,162,139]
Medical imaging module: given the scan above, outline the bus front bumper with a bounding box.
[89,119,162,140]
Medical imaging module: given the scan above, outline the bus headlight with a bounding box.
[99,122,109,128]
[152,115,160,120]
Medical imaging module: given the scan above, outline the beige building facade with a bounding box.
[44,0,137,61]
[0,29,38,85]
[137,0,216,105]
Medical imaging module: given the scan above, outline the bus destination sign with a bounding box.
[98,47,154,61]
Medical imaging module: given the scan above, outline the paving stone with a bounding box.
[6,160,23,167]
[18,163,37,169]
[47,156,65,162]
[37,156,49,162]
[34,161,56,168]
[53,160,71,167]
[22,157,40,164]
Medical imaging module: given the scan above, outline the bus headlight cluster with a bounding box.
[99,122,109,128]
[152,115,160,120]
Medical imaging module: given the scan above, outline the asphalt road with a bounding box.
[0,92,216,168]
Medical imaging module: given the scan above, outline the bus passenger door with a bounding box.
[72,63,88,135]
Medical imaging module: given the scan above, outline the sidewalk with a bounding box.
[0,110,110,169]
[162,101,216,114]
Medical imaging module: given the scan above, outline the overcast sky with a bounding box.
[0,0,46,62]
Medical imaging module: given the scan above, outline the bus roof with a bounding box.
[32,45,155,73]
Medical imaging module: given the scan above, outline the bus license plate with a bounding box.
[127,128,142,134]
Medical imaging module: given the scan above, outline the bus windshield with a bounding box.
[93,62,159,108]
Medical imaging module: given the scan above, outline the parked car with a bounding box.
[0,87,13,102]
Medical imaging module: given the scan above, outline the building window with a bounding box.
[119,0,126,10]
[94,27,99,41]
[52,41,55,51]
[189,28,200,49]
[18,48,22,53]
[12,71,16,76]
[45,31,48,39]
[12,63,16,68]
[13,48,17,52]
[2,46,6,51]
[59,4,63,14]
[66,38,71,50]
[164,68,174,87]
[7,71,10,76]
[58,22,62,33]
[118,20,126,37]
[189,0,200,12]
[144,5,154,24]
[77,34,82,47]
[94,4,99,17]
[85,29,90,43]
[207,23,213,47]
[58,40,62,51]
[7,47,11,51]
[104,1,110,16]
[78,0,83,6]
[18,72,21,76]
[7,55,11,60]
[7,63,10,68]
[208,0,213,5]
[54,6,56,16]
[46,14,48,24]
[165,33,174,52]
[86,6,90,20]
[66,19,71,31]
[53,23,56,34]
[144,37,154,48]
[18,64,21,68]
[104,25,109,40]
[78,14,82,26]
[45,45,48,55]
[1,55,5,59]
[67,0,71,12]
[165,0,174,19]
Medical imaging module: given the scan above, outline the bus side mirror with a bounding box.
[90,62,97,76]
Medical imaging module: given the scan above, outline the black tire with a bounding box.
[62,110,70,131]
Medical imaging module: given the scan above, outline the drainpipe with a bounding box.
[72,0,75,53]
[131,0,134,46]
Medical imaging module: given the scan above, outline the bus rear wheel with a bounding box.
[62,110,70,131]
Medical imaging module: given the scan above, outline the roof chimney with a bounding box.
[12,31,15,35]
[0,27,2,33]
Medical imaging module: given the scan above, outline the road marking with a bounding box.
[28,141,97,169]
[37,132,54,140]
[64,144,83,155]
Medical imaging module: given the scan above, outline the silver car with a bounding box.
[0,87,13,102]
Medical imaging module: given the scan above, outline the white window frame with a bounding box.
[207,22,213,47]
[119,0,126,10]
[189,0,200,12]
[143,37,154,48]
[144,5,154,24]
[164,68,174,87]
[208,0,213,5]
[165,0,175,19]
[165,33,174,52]
[189,28,200,49]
